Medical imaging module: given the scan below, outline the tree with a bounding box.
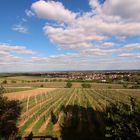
[66,82,72,88]
[0,96,22,139]
[105,97,140,139]
[40,84,44,87]
[0,85,5,95]
[123,83,128,88]
[123,76,130,81]
[81,83,91,88]
[2,80,7,84]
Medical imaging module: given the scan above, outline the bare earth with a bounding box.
[4,88,56,100]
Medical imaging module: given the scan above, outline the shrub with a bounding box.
[11,80,16,83]
[40,84,44,87]
[66,82,72,88]
[123,83,128,88]
[105,97,140,139]
[81,83,91,88]
[0,85,5,95]
[2,80,7,84]
[0,96,22,139]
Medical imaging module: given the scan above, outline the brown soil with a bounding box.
[4,88,56,100]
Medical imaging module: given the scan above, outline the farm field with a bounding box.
[11,88,140,140]
[4,88,56,100]
[2,81,124,89]
[3,87,33,94]
[0,75,125,89]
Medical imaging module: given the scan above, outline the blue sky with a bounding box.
[0,0,140,72]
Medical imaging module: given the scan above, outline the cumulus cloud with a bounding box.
[89,0,102,13]
[2,0,140,72]
[102,0,140,21]
[32,0,140,52]
[43,25,105,49]
[0,43,35,55]
[31,0,77,22]
[76,14,140,36]
[23,0,140,71]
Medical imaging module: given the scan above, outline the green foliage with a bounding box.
[123,83,128,88]
[66,82,72,88]
[40,84,44,87]
[108,86,111,89]
[105,97,140,139]
[52,79,57,82]
[130,85,140,89]
[0,96,22,139]
[2,80,7,84]
[106,76,113,83]
[0,85,5,95]
[81,83,91,88]
[123,76,130,81]
[11,80,16,83]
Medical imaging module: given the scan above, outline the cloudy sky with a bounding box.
[0,0,140,72]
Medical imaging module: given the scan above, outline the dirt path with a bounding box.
[4,88,56,100]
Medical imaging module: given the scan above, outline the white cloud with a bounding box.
[102,0,140,21]
[76,14,140,36]
[12,23,28,33]
[1,52,140,72]
[89,0,102,13]
[101,42,115,48]
[26,0,140,71]
[0,43,35,55]
[35,0,140,52]
[43,25,105,49]
[0,43,37,72]
[119,53,140,59]
[31,0,77,22]
[25,9,35,17]
[2,0,140,72]
[119,53,136,57]
[123,43,140,50]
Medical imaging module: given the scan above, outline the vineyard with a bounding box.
[15,88,140,139]
[4,87,33,94]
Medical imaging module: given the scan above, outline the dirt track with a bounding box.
[4,88,56,100]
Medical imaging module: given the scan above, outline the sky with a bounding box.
[0,0,140,72]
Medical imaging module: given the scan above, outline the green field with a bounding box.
[0,75,124,89]
[16,88,140,139]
